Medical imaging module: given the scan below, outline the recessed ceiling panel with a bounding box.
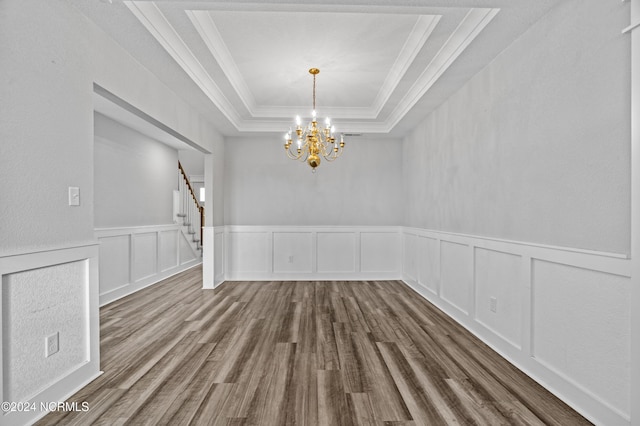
[72,1,566,136]
[204,11,422,109]
[122,1,504,133]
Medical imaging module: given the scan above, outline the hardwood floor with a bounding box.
[38,266,591,425]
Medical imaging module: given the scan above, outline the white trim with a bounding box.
[630,0,640,423]
[403,226,630,277]
[385,8,500,132]
[100,262,201,307]
[94,223,186,235]
[124,2,499,134]
[0,244,101,426]
[187,9,258,116]
[218,225,402,282]
[403,277,630,426]
[401,226,631,426]
[123,1,242,128]
[0,240,99,259]
[623,19,640,33]
[96,224,201,306]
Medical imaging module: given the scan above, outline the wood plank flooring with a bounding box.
[38,266,591,425]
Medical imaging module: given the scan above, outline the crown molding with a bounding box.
[370,14,440,118]
[384,8,500,132]
[124,1,498,134]
[187,10,258,114]
[124,1,244,128]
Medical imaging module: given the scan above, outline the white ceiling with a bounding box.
[71,0,563,138]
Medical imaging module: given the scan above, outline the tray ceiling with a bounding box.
[73,0,563,137]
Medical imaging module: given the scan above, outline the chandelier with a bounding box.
[284,68,345,172]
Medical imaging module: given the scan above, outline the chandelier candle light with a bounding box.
[284,68,345,172]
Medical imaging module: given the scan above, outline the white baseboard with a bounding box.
[219,225,402,282]
[401,227,631,426]
[96,224,201,306]
[0,244,101,426]
[99,260,201,306]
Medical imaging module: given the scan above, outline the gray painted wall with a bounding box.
[179,149,205,177]
[94,113,177,228]
[0,3,222,420]
[205,138,225,226]
[0,0,95,254]
[224,137,402,226]
[402,0,630,254]
[0,0,222,256]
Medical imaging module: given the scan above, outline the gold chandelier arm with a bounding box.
[286,145,306,160]
[322,147,343,162]
[285,135,312,161]
[285,149,300,160]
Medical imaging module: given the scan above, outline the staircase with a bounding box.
[177,162,204,256]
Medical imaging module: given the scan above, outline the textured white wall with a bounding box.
[94,113,177,227]
[402,0,630,254]
[0,0,95,254]
[401,227,631,424]
[0,1,221,422]
[179,149,205,177]
[401,1,633,423]
[0,0,221,255]
[206,139,225,226]
[224,137,402,226]
[3,261,88,402]
[532,259,630,415]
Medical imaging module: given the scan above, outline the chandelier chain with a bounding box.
[312,73,316,111]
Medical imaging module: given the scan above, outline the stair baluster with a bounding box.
[177,161,204,255]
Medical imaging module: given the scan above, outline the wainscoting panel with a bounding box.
[317,232,357,273]
[440,240,471,315]
[532,259,630,417]
[3,261,89,403]
[96,225,201,305]
[224,226,401,280]
[474,247,522,349]
[402,232,419,283]
[98,234,130,295]
[360,231,401,274]
[0,243,100,426]
[418,236,439,294]
[401,227,631,426]
[158,229,179,272]
[227,231,270,274]
[179,231,197,265]
[133,232,157,282]
[273,232,313,273]
[213,228,225,286]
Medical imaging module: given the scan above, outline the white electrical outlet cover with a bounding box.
[45,332,59,357]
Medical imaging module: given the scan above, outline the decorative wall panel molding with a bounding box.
[223,226,402,281]
[0,243,101,426]
[213,228,225,286]
[401,227,631,426]
[202,226,225,289]
[96,224,201,306]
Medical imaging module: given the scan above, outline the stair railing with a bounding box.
[177,161,205,250]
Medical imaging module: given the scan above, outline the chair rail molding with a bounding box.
[0,243,101,426]
[401,226,631,426]
[219,225,402,282]
[95,224,201,306]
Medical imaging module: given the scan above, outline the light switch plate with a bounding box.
[68,187,80,206]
